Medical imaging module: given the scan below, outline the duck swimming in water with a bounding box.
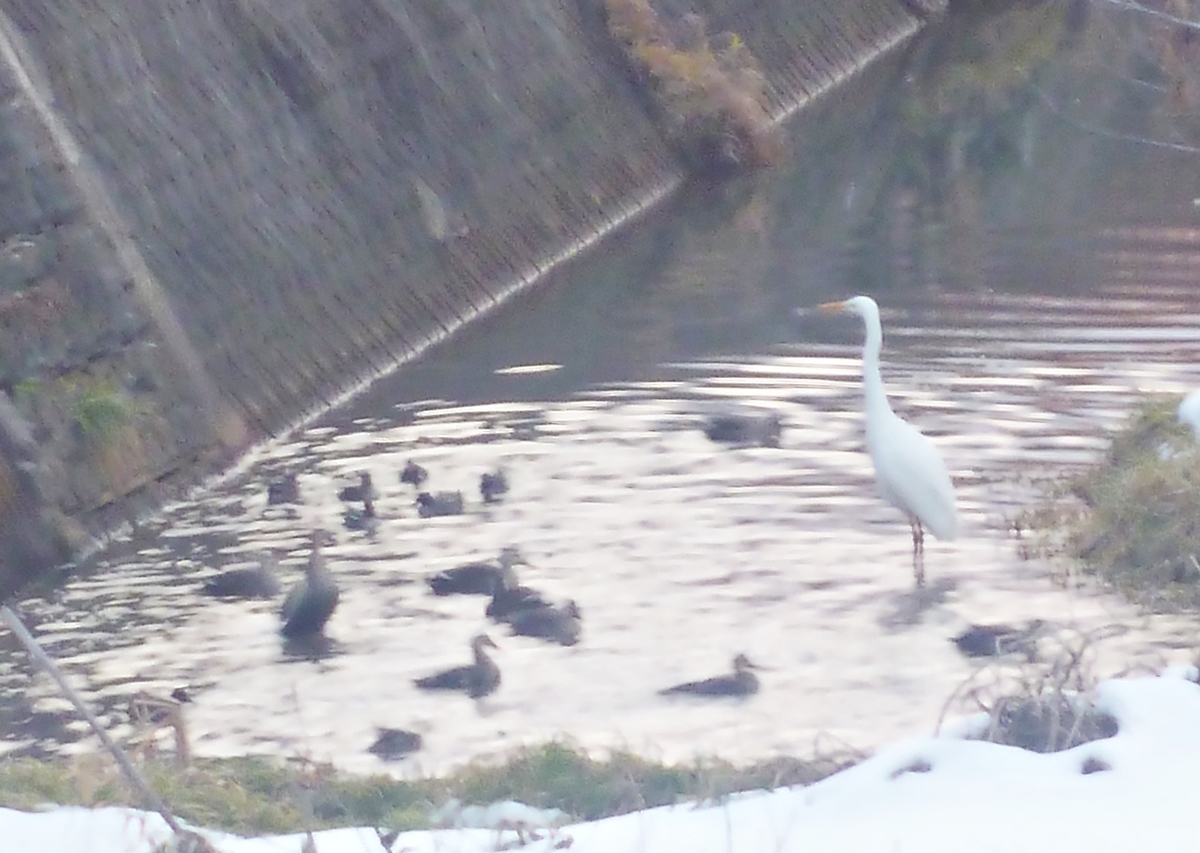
[281,530,340,638]
[368,727,423,760]
[414,634,500,698]
[202,554,281,599]
[486,579,550,623]
[480,466,509,503]
[509,600,581,646]
[416,490,465,518]
[342,496,378,533]
[338,471,376,503]
[266,473,300,505]
[702,411,783,447]
[485,560,550,623]
[952,620,1046,659]
[428,547,524,597]
[400,459,429,488]
[659,654,761,697]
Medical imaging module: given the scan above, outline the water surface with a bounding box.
[5,2,1200,777]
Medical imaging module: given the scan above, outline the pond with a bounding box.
[4,1,1200,778]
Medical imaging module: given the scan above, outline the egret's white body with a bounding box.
[821,295,958,548]
[1179,390,1200,439]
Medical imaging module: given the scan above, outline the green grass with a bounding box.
[1018,395,1200,610]
[70,380,130,441]
[0,742,853,836]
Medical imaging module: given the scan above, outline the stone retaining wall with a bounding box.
[0,0,935,598]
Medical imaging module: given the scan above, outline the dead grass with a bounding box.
[603,0,781,175]
[940,629,1120,753]
[1016,396,1200,611]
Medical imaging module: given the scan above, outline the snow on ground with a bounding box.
[5,670,1200,853]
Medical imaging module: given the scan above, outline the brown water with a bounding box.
[5,2,1200,777]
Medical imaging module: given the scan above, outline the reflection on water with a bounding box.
[6,2,1200,776]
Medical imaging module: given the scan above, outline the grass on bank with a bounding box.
[0,648,1135,839]
[1018,395,1200,611]
[0,742,854,836]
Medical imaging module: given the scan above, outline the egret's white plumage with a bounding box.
[820,295,958,550]
[1179,390,1200,439]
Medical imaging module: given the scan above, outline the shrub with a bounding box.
[603,0,780,175]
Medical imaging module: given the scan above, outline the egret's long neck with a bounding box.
[860,313,893,425]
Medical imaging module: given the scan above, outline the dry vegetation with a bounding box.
[941,629,1121,754]
[1018,396,1200,611]
[603,0,781,175]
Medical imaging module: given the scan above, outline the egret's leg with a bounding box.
[909,517,926,587]
[908,516,925,553]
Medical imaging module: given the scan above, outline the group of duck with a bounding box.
[266,458,510,530]
[202,459,512,641]
[197,455,769,762]
[426,547,582,652]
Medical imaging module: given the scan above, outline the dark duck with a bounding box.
[368,727,423,760]
[952,620,1046,659]
[342,496,378,533]
[480,466,509,503]
[399,460,429,488]
[509,600,581,647]
[338,471,377,503]
[280,530,340,639]
[416,490,464,518]
[485,558,550,623]
[266,473,300,505]
[659,654,761,697]
[428,547,524,597]
[202,554,281,599]
[414,634,500,699]
[702,410,783,447]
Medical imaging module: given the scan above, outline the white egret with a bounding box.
[1179,390,1200,439]
[819,296,959,569]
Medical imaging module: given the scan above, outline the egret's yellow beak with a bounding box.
[817,300,846,312]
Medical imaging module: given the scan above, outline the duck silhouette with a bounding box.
[281,530,339,639]
[659,654,761,697]
[414,634,500,698]
[266,473,300,505]
[368,727,423,760]
[400,460,429,488]
[416,490,464,518]
[338,472,376,503]
[342,497,378,533]
[952,620,1046,659]
[428,547,524,597]
[480,466,509,503]
[702,411,782,447]
[202,555,281,599]
[485,560,550,623]
[509,600,581,646]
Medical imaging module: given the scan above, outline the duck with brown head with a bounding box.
[414,634,500,699]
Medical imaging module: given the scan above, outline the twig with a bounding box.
[1094,0,1200,33]
[1031,82,1200,155]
